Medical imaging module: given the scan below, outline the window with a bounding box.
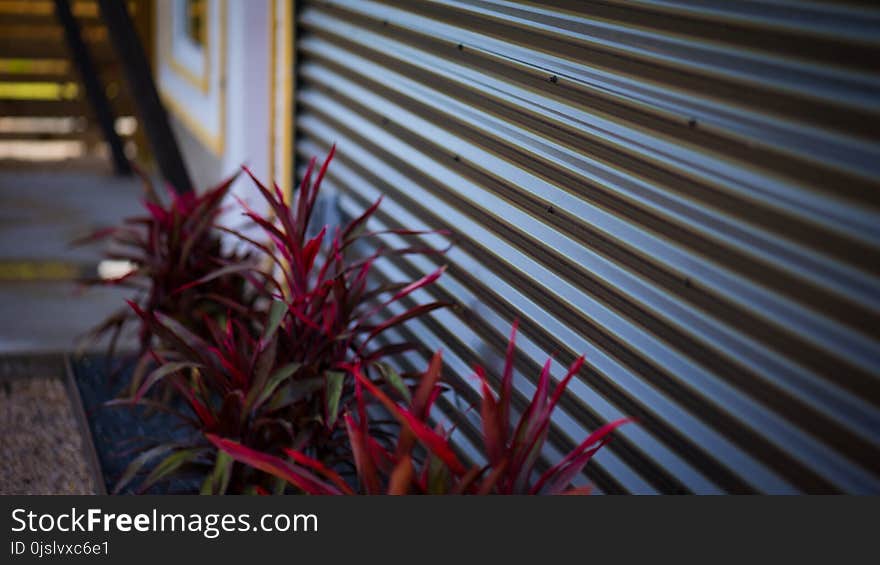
[184,0,206,48]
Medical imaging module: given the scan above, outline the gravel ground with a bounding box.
[0,376,97,494]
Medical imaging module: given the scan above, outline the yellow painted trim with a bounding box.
[160,89,223,154]
[158,0,226,156]
[0,1,98,17]
[167,51,209,94]
[163,0,210,93]
[0,260,80,281]
[0,81,78,100]
[281,0,294,200]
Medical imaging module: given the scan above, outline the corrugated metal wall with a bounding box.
[293,0,880,493]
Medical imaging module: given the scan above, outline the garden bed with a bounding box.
[68,354,201,494]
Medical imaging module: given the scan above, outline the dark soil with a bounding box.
[70,355,202,494]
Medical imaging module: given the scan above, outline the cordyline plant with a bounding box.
[110,146,452,493]
[75,171,258,376]
[209,322,631,495]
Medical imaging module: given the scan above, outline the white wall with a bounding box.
[220,0,271,226]
[156,0,274,226]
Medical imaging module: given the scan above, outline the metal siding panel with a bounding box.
[294,0,880,493]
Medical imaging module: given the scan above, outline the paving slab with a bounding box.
[0,170,142,354]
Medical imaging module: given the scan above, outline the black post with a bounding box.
[97,0,194,193]
[54,0,131,175]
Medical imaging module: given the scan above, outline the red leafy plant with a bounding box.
[210,322,631,495]
[111,147,451,493]
[76,171,258,374]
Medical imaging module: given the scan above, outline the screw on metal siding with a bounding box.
[549,75,558,83]
[453,154,460,162]
[547,206,555,214]
[457,43,464,51]
[688,118,697,128]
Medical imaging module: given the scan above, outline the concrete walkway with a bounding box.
[0,170,141,353]
[0,168,142,494]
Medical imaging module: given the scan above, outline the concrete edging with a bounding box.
[63,354,108,495]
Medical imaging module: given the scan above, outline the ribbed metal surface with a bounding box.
[294,0,880,493]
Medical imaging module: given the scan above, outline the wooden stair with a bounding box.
[0,0,149,170]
